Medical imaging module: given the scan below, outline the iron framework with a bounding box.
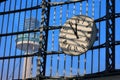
[0,0,120,80]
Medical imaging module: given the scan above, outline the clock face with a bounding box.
[59,15,97,55]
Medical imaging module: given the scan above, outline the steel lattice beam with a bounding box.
[26,69,120,79]
[95,13,120,22]
[36,0,51,79]
[0,0,86,15]
[106,0,115,71]
[36,0,48,78]
[1,41,120,60]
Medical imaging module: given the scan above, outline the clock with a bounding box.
[59,15,97,55]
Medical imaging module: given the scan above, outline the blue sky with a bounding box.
[0,0,120,79]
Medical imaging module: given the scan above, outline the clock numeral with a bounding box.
[63,40,67,44]
[63,35,66,39]
[74,46,78,52]
[86,37,91,42]
[62,40,67,47]
[67,44,72,50]
[75,18,79,23]
[81,44,86,50]
[66,45,78,52]
[86,22,92,28]
[69,21,73,26]
[60,35,66,39]
[63,26,69,31]
[87,31,92,34]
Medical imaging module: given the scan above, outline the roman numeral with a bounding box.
[59,35,66,39]
[74,46,78,52]
[67,44,72,50]
[61,40,67,47]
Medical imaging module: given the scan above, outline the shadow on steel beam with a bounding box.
[0,0,6,2]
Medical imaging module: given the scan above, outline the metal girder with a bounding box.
[95,13,120,22]
[1,41,120,60]
[0,52,38,60]
[106,0,115,71]
[0,26,62,37]
[44,70,120,79]
[48,0,86,7]
[0,5,42,15]
[0,0,6,2]
[36,0,48,78]
[0,0,86,15]
[36,0,51,78]
[27,70,120,80]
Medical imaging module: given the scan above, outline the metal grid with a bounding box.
[0,0,120,80]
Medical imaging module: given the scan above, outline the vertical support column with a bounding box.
[106,0,115,71]
[37,0,50,78]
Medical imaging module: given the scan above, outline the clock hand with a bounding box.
[75,22,79,39]
[75,18,80,38]
[69,21,79,39]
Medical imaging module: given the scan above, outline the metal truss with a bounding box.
[36,0,49,78]
[36,0,87,79]
[44,70,120,79]
[26,69,120,80]
[0,26,62,37]
[95,13,120,22]
[48,0,86,6]
[0,0,86,15]
[0,0,119,79]
[106,0,115,71]
[1,41,120,60]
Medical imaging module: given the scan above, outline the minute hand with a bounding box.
[69,21,79,39]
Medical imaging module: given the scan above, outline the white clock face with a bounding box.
[59,15,97,55]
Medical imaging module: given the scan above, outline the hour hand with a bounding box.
[69,21,79,39]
